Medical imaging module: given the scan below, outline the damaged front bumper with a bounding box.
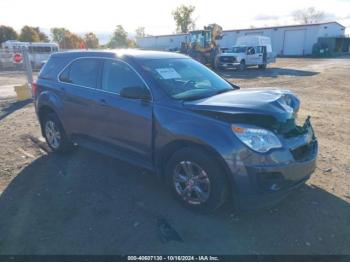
[225,117,318,210]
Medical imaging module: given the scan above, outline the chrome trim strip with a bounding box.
[56,56,153,101]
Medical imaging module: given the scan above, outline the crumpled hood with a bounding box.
[183,88,300,123]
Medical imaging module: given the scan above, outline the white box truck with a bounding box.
[216,35,276,70]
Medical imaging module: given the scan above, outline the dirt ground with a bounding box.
[0,58,349,255]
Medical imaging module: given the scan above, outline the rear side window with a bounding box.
[256,46,267,53]
[29,46,52,53]
[102,60,145,94]
[60,58,101,89]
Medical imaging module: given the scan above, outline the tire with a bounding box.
[42,113,73,153]
[258,64,267,69]
[165,147,228,212]
[239,60,246,71]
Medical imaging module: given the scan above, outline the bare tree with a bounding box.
[292,7,325,24]
[135,27,146,38]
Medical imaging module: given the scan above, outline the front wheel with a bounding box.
[258,64,267,69]
[165,147,228,212]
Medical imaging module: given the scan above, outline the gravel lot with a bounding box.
[0,58,349,254]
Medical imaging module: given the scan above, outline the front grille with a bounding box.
[219,56,236,63]
[290,141,316,161]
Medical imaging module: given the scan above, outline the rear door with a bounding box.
[57,57,103,138]
[93,59,153,165]
[257,46,266,64]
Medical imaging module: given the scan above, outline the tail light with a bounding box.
[32,82,37,97]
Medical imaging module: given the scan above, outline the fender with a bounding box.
[153,104,242,193]
[36,90,67,135]
[37,90,64,116]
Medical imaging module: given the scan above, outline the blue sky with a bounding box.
[1,0,349,42]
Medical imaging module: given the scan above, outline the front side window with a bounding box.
[60,58,101,88]
[247,47,256,55]
[139,58,235,100]
[102,60,145,94]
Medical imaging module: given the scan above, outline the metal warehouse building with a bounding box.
[137,22,347,56]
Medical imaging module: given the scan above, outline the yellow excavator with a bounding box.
[180,23,223,68]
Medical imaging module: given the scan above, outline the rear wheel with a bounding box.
[258,64,267,69]
[165,147,228,212]
[43,113,73,153]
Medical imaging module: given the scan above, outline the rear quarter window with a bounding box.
[38,57,70,80]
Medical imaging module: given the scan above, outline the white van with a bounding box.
[1,41,59,69]
[216,36,276,70]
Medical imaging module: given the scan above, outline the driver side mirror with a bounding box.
[120,86,151,101]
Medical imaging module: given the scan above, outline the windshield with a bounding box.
[230,46,247,53]
[139,58,234,100]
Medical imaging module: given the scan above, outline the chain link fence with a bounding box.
[0,48,26,71]
[0,47,53,71]
[1,46,77,99]
[0,48,33,99]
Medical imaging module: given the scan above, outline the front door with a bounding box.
[246,46,262,65]
[93,59,153,165]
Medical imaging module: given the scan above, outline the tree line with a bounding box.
[0,25,148,49]
[0,5,198,49]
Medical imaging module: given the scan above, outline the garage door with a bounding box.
[283,30,306,56]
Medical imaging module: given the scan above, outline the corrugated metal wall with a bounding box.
[136,22,345,56]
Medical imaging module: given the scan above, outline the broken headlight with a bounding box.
[231,125,282,153]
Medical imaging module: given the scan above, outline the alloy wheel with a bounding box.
[45,120,61,149]
[173,161,211,205]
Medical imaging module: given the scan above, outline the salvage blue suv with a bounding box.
[34,50,318,211]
